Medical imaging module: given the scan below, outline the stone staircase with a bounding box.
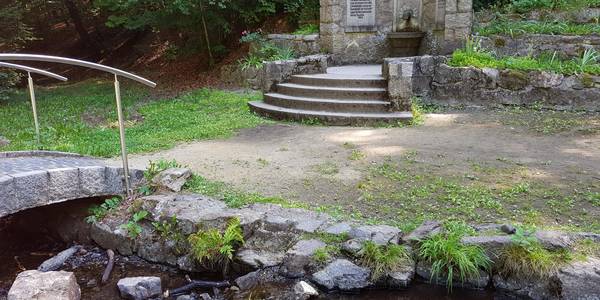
[248,70,413,126]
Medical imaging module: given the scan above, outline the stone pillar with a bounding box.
[443,0,473,53]
[383,58,415,111]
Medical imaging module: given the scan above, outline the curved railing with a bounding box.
[0,54,158,196]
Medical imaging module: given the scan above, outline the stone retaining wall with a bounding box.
[220,54,330,91]
[480,34,600,59]
[266,34,321,57]
[384,55,600,111]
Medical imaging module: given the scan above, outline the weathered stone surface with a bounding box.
[250,203,331,233]
[324,222,353,235]
[281,239,327,278]
[417,262,489,289]
[236,249,286,269]
[38,246,81,272]
[90,222,135,256]
[349,225,401,245]
[151,168,192,192]
[234,267,289,291]
[493,274,556,299]
[386,262,415,288]
[535,230,574,251]
[498,70,529,90]
[47,168,81,203]
[530,71,564,88]
[342,239,363,255]
[117,277,162,300]
[293,281,319,299]
[557,257,600,299]
[267,34,321,57]
[461,235,512,264]
[311,259,371,291]
[481,34,600,59]
[404,221,441,244]
[8,270,81,300]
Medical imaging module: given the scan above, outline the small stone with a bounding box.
[117,276,162,300]
[387,262,415,288]
[349,225,401,245]
[500,224,516,235]
[199,293,213,300]
[404,221,441,244]
[311,259,371,291]
[8,270,81,300]
[281,239,327,278]
[235,271,260,291]
[0,136,10,147]
[294,281,319,299]
[151,168,192,192]
[86,279,98,288]
[341,239,363,255]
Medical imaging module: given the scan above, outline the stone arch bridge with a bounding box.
[0,151,143,218]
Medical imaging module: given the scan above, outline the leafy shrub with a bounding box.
[358,241,411,280]
[85,197,122,223]
[238,31,296,70]
[498,227,572,278]
[121,210,149,238]
[152,215,186,254]
[419,221,491,291]
[293,24,319,35]
[188,218,245,269]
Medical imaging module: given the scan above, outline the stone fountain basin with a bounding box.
[387,31,425,57]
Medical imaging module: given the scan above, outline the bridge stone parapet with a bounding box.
[0,151,144,218]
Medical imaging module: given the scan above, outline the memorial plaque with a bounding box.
[346,0,376,32]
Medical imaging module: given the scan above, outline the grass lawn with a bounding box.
[0,80,267,157]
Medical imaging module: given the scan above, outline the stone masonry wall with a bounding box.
[384,55,600,111]
[267,34,321,57]
[320,0,394,65]
[481,34,600,59]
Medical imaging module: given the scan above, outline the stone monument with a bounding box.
[319,0,473,64]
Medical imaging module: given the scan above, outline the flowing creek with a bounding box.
[0,200,496,300]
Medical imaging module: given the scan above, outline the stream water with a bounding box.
[0,201,498,300]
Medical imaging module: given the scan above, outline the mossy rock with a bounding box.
[498,69,530,91]
[494,37,506,47]
[580,73,595,88]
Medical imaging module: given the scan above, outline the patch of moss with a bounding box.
[580,73,595,88]
[494,37,506,47]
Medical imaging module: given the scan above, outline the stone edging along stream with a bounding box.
[85,169,600,299]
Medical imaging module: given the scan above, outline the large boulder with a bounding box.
[8,270,81,300]
[293,281,319,299]
[311,259,371,291]
[117,276,162,300]
[461,235,512,263]
[493,274,557,299]
[151,168,192,192]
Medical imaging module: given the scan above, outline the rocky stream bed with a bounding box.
[1,168,599,299]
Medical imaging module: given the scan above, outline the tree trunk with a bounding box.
[199,3,214,66]
[63,0,94,48]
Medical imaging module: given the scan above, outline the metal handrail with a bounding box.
[0,62,67,81]
[0,54,156,87]
[0,62,70,146]
[0,53,158,196]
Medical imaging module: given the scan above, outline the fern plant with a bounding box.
[188,218,245,269]
[85,197,122,223]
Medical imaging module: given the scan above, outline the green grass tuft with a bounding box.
[358,241,411,280]
[418,221,491,291]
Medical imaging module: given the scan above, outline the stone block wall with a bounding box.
[481,34,600,59]
[320,0,473,64]
[320,0,394,64]
[384,55,600,111]
[267,34,321,57]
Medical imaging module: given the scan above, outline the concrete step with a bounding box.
[249,101,412,126]
[275,83,388,100]
[264,93,391,113]
[290,74,387,88]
